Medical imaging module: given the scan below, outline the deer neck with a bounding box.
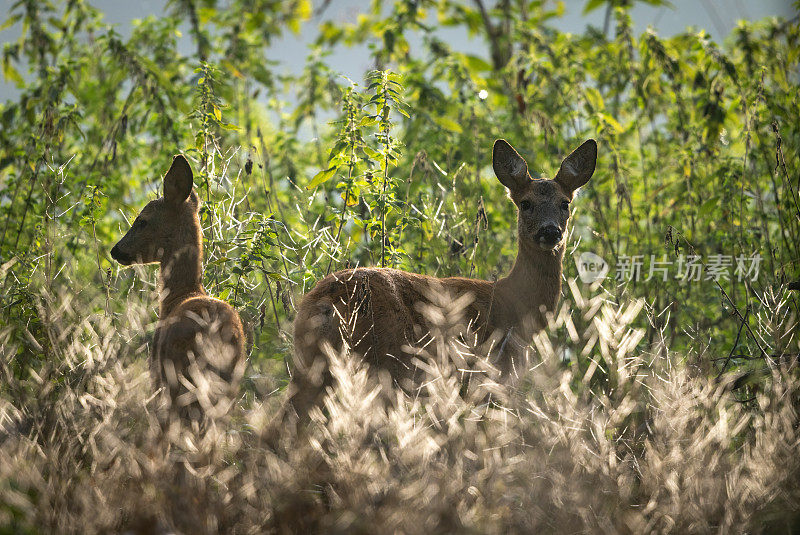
[496,239,563,331]
[158,240,205,317]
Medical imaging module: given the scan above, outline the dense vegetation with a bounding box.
[0,0,798,532]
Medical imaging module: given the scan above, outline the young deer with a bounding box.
[287,138,597,417]
[111,155,246,421]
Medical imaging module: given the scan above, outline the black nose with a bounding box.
[110,244,129,264]
[535,225,562,245]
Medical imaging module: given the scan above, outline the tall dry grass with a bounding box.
[0,276,798,534]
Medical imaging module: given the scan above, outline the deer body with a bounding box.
[111,155,246,420]
[287,139,597,417]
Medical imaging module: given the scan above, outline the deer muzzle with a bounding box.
[110,243,134,265]
[534,225,562,249]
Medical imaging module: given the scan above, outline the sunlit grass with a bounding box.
[1,274,797,533]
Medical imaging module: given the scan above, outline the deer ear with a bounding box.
[163,155,194,206]
[493,139,531,191]
[555,139,597,193]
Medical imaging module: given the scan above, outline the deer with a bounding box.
[284,138,597,419]
[110,155,246,423]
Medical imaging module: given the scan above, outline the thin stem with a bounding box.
[327,156,355,275]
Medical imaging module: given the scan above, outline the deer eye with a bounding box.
[520,200,532,211]
[134,219,148,229]
[561,201,570,211]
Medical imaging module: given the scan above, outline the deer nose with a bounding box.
[535,225,562,247]
[110,244,131,264]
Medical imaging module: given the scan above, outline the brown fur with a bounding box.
[111,155,246,420]
[286,139,597,418]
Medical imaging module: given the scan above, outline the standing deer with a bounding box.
[111,155,246,422]
[286,138,597,418]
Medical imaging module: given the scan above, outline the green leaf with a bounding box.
[0,14,21,31]
[582,0,607,14]
[2,58,23,86]
[197,7,216,25]
[462,54,491,72]
[432,115,463,133]
[699,196,719,216]
[296,0,312,19]
[343,188,360,206]
[584,87,604,112]
[328,140,348,162]
[362,145,382,161]
[599,112,624,133]
[307,165,339,189]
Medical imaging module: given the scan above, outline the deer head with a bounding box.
[110,155,201,266]
[493,139,597,251]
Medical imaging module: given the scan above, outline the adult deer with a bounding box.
[287,138,597,418]
[111,155,246,422]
